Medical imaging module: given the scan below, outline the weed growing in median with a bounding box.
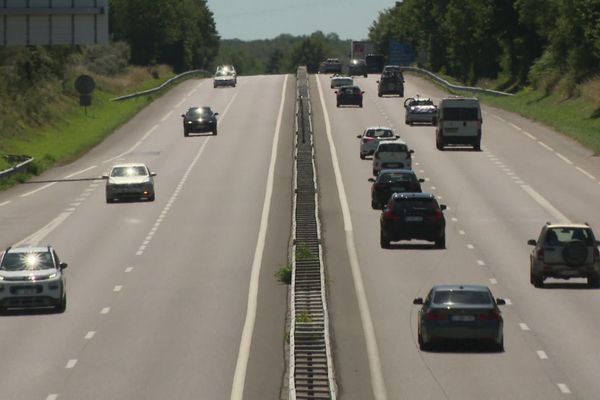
[296,242,317,261]
[275,263,292,284]
[296,311,312,323]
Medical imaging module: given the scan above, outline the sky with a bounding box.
[205,0,400,41]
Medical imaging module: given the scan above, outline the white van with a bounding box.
[435,97,482,150]
[372,139,414,176]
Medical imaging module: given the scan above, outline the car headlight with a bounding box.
[48,273,58,279]
[187,120,192,124]
[0,276,4,281]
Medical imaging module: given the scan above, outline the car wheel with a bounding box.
[148,194,155,202]
[474,141,481,151]
[532,273,544,288]
[435,235,446,249]
[380,231,391,249]
[371,200,379,210]
[418,331,431,351]
[588,273,600,288]
[360,153,365,160]
[436,136,444,151]
[378,92,382,97]
[213,129,218,135]
[55,292,66,313]
[336,102,340,108]
[359,102,363,108]
[106,196,114,204]
[494,336,504,352]
[184,129,189,137]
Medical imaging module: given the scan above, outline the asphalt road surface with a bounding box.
[0,75,295,400]
[312,72,600,400]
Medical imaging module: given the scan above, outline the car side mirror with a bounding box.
[596,240,600,246]
[440,204,447,210]
[101,175,108,179]
[368,178,375,183]
[409,149,414,154]
[413,297,423,305]
[357,135,362,138]
[214,112,219,116]
[376,80,380,83]
[60,262,68,269]
[181,114,186,118]
[496,298,506,305]
[418,178,425,183]
[150,172,157,177]
[527,239,537,246]
[395,135,400,138]
[362,91,365,94]
[335,91,338,94]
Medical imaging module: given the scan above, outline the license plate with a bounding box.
[445,128,458,133]
[19,288,37,295]
[405,216,423,222]
[391,187,406,192]
[452,315,475,322]
[386,163,400,168]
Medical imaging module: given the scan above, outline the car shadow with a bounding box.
[0,307,58,317]
[388,243,441,250]
[187,132,215,137]
[441,146,481,152]
[424,339,503,353]
[539,282,594,290]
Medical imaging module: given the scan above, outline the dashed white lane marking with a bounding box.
[519,323,530,331]
[160,110,173,122]
[70,202,81,207]
[521,185,571,223]
[15,211,72,246]
[125,267,133,273]
[84,187,94,192]
[113,285,123,292]
[20,182,57,197]
[175,98,187,108]
[515,180,525,184]
[65,359,78,369]
[467,244,474,249]
[419,169,425,173]
[508,122,522,131]
[85,331,95,339]
[536,350,548,360]
[506,172,515,176]
[231,75,288,400]
[136,250,143,256]
[458,230,465,235]
[511,176,520,180]
[430,186,436,190]
[451,218,458,222]
[522,130,536,140]
[65,165,97,179]
[0,200,11,206]
[65,208,76,212]
[575,166,596,180]
[557,383,571,394]
[315,74,387,400]
[504,298,512,305]
[100,307,110,314]
[489,278,498,285]
[141,124,159,140]
[75,197,85,202]
[538,141,554,151]
[555,153,573,165]
[46,395,58,400]
[477,260,485,266]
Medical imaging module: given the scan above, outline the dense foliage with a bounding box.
[369,0,600,91]
[110,0,219,72]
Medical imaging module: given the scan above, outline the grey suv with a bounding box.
[0,245,67,312]
[527,223,600,287]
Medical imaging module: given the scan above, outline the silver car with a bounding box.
[104,163,156,203]
[0,246,67,312]
[356,126,399,159]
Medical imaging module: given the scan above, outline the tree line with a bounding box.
[369,0,600,92]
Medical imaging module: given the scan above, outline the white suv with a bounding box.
[372,139,414,176]
[356,126,399,159]
[0,245,67,312]
[527,223,600,287]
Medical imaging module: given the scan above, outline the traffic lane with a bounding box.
[47,75,290,400]
[309,74,375,400]
[315,73,568,399]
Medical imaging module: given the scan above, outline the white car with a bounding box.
[103,163,156,203]
[0,245,67,312]
[215,65,237,83]
[356,126,399,159]
[330,75,353,89]
[372,139,414,176]
[404,97,438,125]
[214,70,236,87]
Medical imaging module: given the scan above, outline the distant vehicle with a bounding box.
[182,106,218,136]
[356,126,399,159]
[104,163,156,203]
[404,97,438,125]
[350,40,375,61]
[216,64,236,81]
[377,69,404,97]
[348,59,368,77]
[214,70,236,88]
[527,223,600,287]
[365,53,384,73]
[368,169,423,209]
[330,75,353,89]
[0,245,67,312]
[413,285,505,351]
[436,96,482,151]
[372,139,413,176]
[319,58,342,74]
[335,85,364,108]
[380,192,446,248]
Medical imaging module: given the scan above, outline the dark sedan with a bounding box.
[413,284,505,351]
[368,169,423,209]
[182,107,218,136]
[336,86,364,108]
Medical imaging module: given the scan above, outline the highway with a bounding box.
[0,75,295,400]
[2,71,600,400]
[312,72,600,399]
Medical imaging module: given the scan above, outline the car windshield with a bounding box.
[215,71,230,77]
[433,290,492,305]
[366,129,393,138]
[377,143,407,152]
[187,109,212,118]
[335,78,353,85]
[392,198,437,214]
[110,166,148,177]
[378,172,416,183]
[443,107,479,121]
[1,252,54,271]
[342,87,360,94]
[546,228,593,245]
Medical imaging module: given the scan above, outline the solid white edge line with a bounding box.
[20,182,57,197]
[64,165,97,179]
[15,211,72,247]
[0,200,10,207]
[175,98,187,108]
[102,141,143,164]
[315,74,388,400]
[520,185,571,224]
[160,110,173,122]
[141,125,159,140]
[230,75,288,400]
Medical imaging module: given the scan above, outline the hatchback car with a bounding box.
[104,163,156,203]
[527,223,600,287]
[413,285,505,351]
[213,70,236,88]
[348,58,368,77]
[380,192,446,248]
[368,169,423,209]
[336,85,364,108]
[0,245,67,312]
[372,139,414,176]
[319,58,342,74]
[215,64,236,81]
[356,126,399,159]
[404,97,438,126]
[182,107,219,136]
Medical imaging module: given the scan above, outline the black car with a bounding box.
[182,107,218,136]
[319,58,342,74]
[377,70,404,97]
[368,169,423,209]
[348,58,368,77]
[380,192,446,248]
[336,86,364,108]
[365,53,385,73]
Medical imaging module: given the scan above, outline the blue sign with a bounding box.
[388,41,416,65]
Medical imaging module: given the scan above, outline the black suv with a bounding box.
[368,169,423,209]
[336,86,364,108]
[377,69,404,97]
[182,107,218,136]
[380,193,446,248]
[348,58,368,77]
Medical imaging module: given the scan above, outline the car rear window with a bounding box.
[366,129,393,138]
[546,228,593,245]
[433,290,492,305]
[443,107,479,121]
[377,143,408,152]
[111,166,148,177]
[392,197,438,214]
[378,172,416,183]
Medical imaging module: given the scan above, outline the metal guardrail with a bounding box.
[0,155,34,180]
[289,66,336,399]
[110,69,211,101]
[400,66,513,97]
